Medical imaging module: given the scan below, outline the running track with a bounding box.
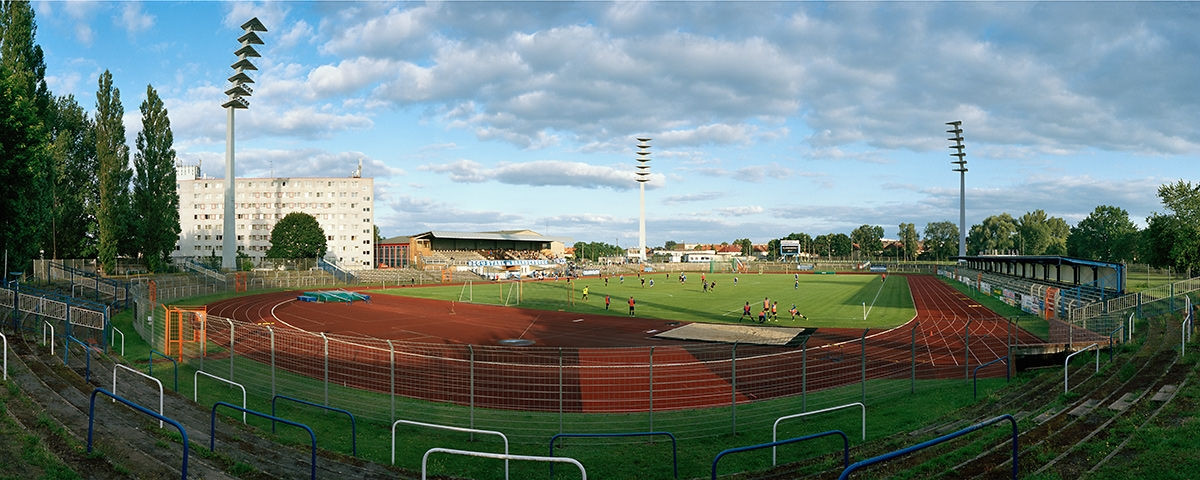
[199,274,1040,412]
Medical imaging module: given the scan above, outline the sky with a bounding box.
[31,1,1200,248]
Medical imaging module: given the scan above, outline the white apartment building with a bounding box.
[173,163,375,269]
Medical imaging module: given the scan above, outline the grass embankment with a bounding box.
[374,272,915,329]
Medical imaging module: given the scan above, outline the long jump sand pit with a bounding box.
[653,323,814,346]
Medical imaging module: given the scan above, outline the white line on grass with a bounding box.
[863,277,887,320]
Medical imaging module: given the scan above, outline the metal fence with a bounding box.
[2,285,109,348]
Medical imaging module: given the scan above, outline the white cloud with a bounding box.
[117,3,154,35]
[276,19,314,49]
[663,192,724,204]
[420,159,657,190]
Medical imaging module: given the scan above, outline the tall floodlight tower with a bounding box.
[221,17,267,270]
[946,121,967,261]
[635,138,652,263]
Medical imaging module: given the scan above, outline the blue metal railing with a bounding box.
[550,431,677,479]
[149,349,178,391]
[50,261,129,307]
[64,335,92,382]
[838,415,1018,479]
[90,388,189,480]
[1109,324,1126,362]
[973,356,1009,399]
[271,395,356,457]
[212,402,316,480]
[15,283,109,311]
[713,430,849,480]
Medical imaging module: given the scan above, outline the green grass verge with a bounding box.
[372,272,915,329]
[0,381,82,480]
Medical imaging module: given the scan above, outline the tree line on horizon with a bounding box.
[696,193,1198,276]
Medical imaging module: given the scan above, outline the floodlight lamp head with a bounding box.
[238,31,265,46]
[234,45,261,58]
[946,120,962,126]
[241,17,267,33]
[228,72,255,85]
[231,58,258,71]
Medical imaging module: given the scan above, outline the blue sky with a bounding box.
[33,1,1200,247]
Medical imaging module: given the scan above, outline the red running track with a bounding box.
[198,275,1037,412]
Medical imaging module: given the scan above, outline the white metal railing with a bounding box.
[112,364,164,428]
[393,420,510,479]
[1,331,7,380]
[1064,343,1099,393]
[110,326,125,356]
[42,321,56,355]
[772,402,865,465]
[195,370,247,423]
[421,448,582,480]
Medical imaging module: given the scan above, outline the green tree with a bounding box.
[1158,180,1200,222]
[1,0,53,273]
[850,224,884,258]
[95,70,133,273]
[966,213,1017,255]
[46,94,98,259]
[733,238,752,256]
[132,85,180,272]
[1147,181,1200,274]
[266,212,327,259]
[1045,216,1070,256]
[573,241,622,262]
[766,238,780,260]
[830,233,853,257]
[663,240,678,250]
[373,225,383,245]
[922,221,959,261]
[1141,214,1181,269]
[1016,209,1070,256]
[1066,205,1138,262]
[898,223,919,261]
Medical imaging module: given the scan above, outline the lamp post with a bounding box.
[221,17,267,270]
[946,121,967,261]
[635,138,652,263]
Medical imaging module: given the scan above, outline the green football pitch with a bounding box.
[372,272,916,329]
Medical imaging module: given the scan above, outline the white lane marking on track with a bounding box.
[516,314,540,339]
[268,299,314,334]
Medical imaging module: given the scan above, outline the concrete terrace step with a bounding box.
[9,341,235,479]
[56,337,403,480]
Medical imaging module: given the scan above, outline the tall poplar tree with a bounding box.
[132,85,180,272]
[47,94,98,259]
[0,0,52,272]
[95,70,132,274]
[898,223,919,261]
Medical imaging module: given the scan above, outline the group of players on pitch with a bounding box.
[580,272,808,322]
[740,297,806,324]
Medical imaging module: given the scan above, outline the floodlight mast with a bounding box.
[635,138,652,263]
[947,121,967,261]
[222,18,267,270]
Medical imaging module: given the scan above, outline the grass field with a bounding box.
[373,272,916,329]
